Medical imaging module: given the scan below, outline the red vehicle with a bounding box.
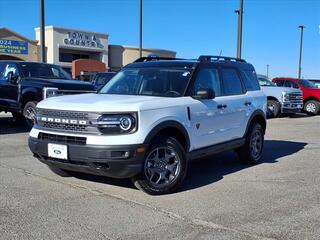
[272,77,320,115]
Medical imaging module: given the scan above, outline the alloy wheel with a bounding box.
[144,147,181,187]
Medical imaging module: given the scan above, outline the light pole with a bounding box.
[40,0,46,63]
[266,64,269,78]
[235,0,244,59]
[139,0,143,58]
[298,25,305,79]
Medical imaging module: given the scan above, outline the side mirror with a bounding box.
[7,71,19,84]
[193,88,215,100]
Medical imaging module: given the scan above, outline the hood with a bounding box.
[37,93,169,112]
[24,78,96,91]
[261,86,301,94]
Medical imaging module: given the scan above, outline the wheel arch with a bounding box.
[244,110,267,137]
[267,96,280,102]
[20,88,41,110]
[143,121,190,152]
[304,97,320,103]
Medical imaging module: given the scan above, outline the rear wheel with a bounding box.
[132,136,187,195]
[23,101,38,130]
[237,122,264,164]
[267,100,280,118]
[304,100,320,115]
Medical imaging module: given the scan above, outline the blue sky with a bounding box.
[1,0,319,78]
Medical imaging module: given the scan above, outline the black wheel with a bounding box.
[237,122,264,164]
[47,165,72,177]
[132,136,187,195]
[267,100,280,118]
[23,101,38,130]
[304,100,320,115]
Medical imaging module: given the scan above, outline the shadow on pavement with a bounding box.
[180,140,306,192]
[71,140,307,192]
[0,116,28,135]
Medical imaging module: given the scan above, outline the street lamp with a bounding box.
[235,0,244,59]
[40,0,46,63]
[298,25,305,79]
[139,0,143,58]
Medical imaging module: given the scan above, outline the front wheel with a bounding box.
[267,100,280,118]
[23,101,38,130]
[132,136,187,195]
[237,122,264,164]
[304,100,320,115]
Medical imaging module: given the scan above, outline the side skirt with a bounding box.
[188,138,245,160]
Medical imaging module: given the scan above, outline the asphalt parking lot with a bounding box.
[1,112,320,240]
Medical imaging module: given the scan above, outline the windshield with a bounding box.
[20,63,71,80]
[299,79,317,88]
[258,77,276,86]
[99,67,192,97]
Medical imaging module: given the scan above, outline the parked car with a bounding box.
[257,75,303,117]
[309,79,320,89]
[0,61,96,128]
[92,72,116,91]
[29,55,266,195]
[272,77,320,115]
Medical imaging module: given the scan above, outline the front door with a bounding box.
[0,63,20,110]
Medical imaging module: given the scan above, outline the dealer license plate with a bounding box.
[48,143,68,160]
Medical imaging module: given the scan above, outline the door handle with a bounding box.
[244,101,252,106]
[217,104,227,109]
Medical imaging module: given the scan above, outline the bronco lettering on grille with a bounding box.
[39,117,87,125]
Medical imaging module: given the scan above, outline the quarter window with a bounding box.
[221,68,243,96]
[242,70,260,91]
[193,68,221,97]
[275,80,284,86]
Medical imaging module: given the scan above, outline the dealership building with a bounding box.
[0,26,176,78]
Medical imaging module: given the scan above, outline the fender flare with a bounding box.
[244,109,267,137]
[143,120,190,150]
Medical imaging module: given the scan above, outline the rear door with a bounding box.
[218,67,249,140]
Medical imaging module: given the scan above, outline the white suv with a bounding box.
[29,56,267,195]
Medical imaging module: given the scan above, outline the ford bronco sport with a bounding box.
[29,55,267,195]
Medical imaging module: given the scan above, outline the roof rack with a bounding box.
[198,55,246,63]
[134,56,184,63]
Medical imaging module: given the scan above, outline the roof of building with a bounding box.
[0,27,38,43]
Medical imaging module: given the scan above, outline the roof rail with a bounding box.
[198,55,246,63]
[134,56,184,63]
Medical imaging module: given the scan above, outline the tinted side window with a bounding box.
[275,80,284,86]
[242,70,260,91]
[284,81,291,88]
[221,68,243,96]
[193,68,221,97]
[3,64,19,79]
[290,81,299,89]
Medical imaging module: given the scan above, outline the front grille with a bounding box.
[39,109,89,119]
[37,109,100,134]
[38,133,87,145]
[288,93,303,103]
[43,122,87,132]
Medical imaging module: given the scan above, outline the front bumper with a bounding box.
[281,102,303,113]
[28,137,147,179]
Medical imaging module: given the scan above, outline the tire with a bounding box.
[47,165,71,177]
[132,136,187,195]
[23,101,38,130]
[237,122,264,164]
[304,100,320,115]
[267,100,280,118]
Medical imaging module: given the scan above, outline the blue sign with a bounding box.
[0,39,28,55]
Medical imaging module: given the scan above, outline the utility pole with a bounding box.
[266,64,269,78]
[40,0,46,62]
[298,25,305,79]
[235,0,244,59]
[139,0,143,58]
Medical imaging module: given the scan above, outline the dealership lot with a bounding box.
[1,113,320,240]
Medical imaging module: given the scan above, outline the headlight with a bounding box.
[282,92,290,101]
[43,87,60,99]
[91,113,137,134]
